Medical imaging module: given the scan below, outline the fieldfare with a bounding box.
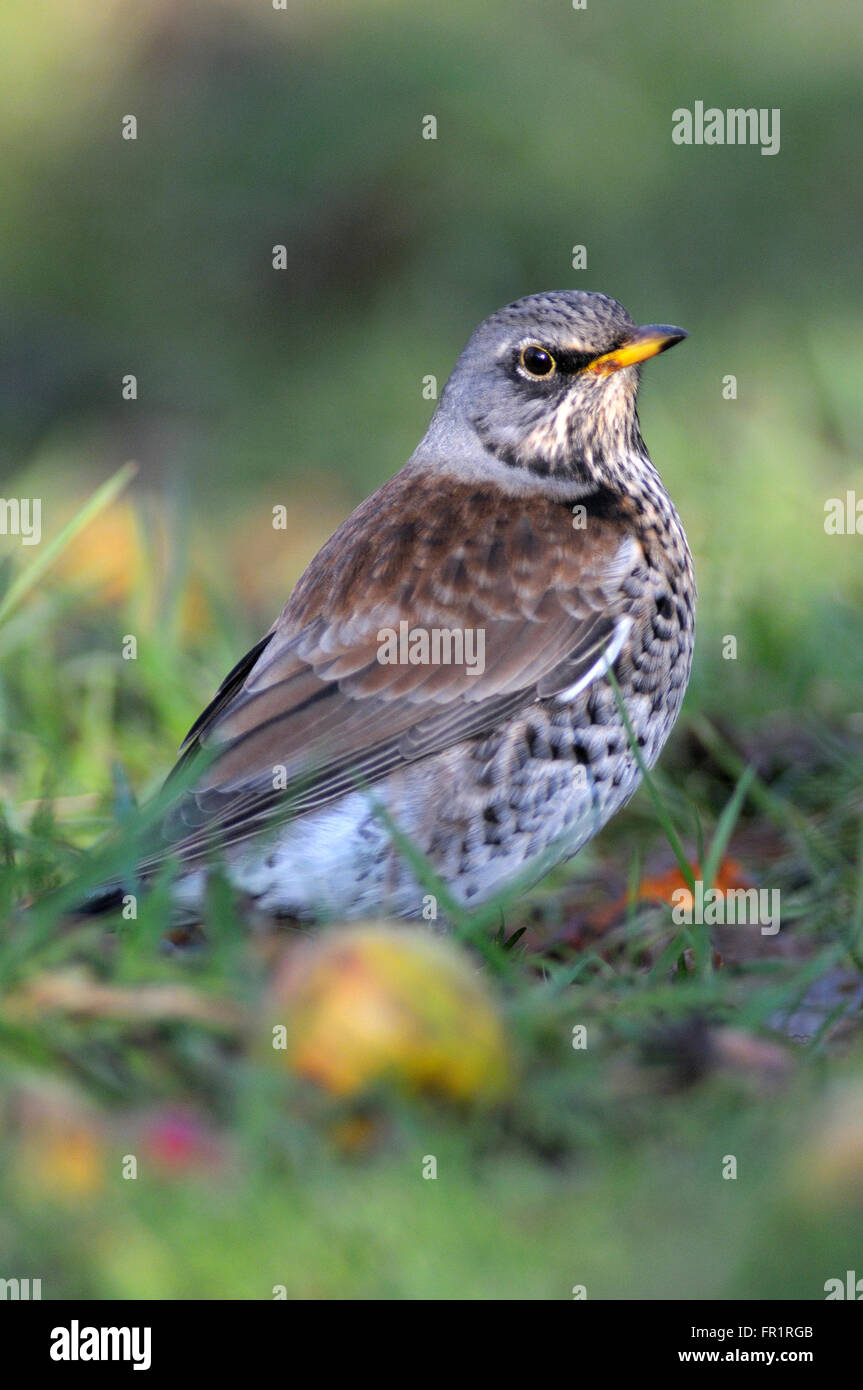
[89,291,695,922]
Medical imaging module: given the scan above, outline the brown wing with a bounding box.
[146,467,640,866]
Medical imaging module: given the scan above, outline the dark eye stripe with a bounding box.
[511,341,626,380]
[554,349,601,374]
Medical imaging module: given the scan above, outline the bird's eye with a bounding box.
[519,344,556,379]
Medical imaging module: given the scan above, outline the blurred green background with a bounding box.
[3,0,863,722]
[1,0,862,1302]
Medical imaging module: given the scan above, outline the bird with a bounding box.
[87,290,695,924]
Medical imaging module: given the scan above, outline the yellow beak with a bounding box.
[588,324,688,376]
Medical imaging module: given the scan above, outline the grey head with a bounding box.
[419,290,687,494]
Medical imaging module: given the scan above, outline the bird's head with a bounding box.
[426,290,687,494]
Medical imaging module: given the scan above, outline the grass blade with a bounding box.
[0,461,138,627]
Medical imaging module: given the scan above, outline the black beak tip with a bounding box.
[658,325,689,350]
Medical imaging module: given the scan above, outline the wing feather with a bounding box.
[140,469,641,870]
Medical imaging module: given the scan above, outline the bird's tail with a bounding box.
[72,880,128,916]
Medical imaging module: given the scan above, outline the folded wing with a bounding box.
[145,470,641,867]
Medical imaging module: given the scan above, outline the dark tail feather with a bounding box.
[74,881,127,916]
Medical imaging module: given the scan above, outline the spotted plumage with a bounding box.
[86,290,695,922]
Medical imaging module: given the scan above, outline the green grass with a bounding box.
[0,476,861,1300]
